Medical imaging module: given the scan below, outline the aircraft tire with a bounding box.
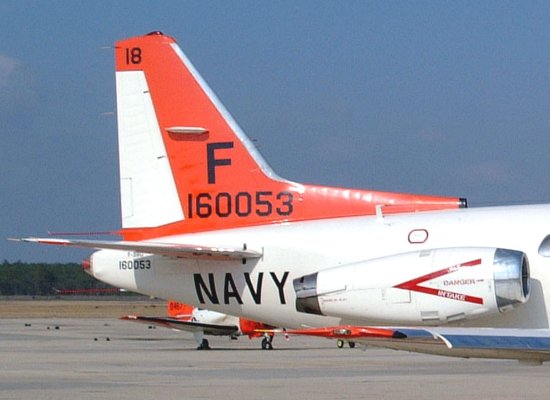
[261,337,273,350]
[197,339,211,350]
[336,339,344,349]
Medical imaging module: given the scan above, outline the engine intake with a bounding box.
[294,247,529,325]
[493,248,530,310]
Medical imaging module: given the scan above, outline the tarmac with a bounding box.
[2,317,550,400]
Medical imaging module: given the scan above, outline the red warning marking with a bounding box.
[394,259,484,304]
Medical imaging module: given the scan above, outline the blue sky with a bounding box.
[2,1,550,262]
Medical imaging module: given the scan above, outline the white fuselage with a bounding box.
[89,204,550,330]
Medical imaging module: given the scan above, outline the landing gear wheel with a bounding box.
[197,338,211,350]
[349,342,356,349]
[261,337,273,350]
[336,339,344,349]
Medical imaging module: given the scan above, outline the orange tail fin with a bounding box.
[167,301,194,319]
[114,32,465,241]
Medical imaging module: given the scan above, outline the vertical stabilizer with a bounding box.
[167,301,194,319]
[114,32,465,240]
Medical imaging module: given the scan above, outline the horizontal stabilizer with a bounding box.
[11,237,262,260]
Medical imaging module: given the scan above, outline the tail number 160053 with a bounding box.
[119,260,151,270]
[186,191,294,219]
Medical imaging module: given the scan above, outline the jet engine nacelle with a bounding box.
[294,247,530,325]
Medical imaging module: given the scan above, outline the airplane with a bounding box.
[122,301,276,350]
[13,31,550,364]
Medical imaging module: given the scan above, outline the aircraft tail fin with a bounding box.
[167,301,194,319]
[115,32,465,241]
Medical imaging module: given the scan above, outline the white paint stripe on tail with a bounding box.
[116,70,184,228]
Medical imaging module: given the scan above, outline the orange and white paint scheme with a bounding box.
[15,32,550,364]
[123,301,275,350]
[114,32,465,241]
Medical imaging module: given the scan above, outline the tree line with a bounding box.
[0,261,117,296]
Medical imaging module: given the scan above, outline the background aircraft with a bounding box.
[122,301,275,350]
[14,32,550,364]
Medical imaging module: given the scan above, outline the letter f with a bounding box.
[207,142,234,184]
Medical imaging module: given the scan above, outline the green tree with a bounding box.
[0,261,118,295]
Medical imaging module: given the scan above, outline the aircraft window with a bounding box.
[538,235,550,257]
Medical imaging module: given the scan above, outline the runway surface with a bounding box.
[1,318,550,399]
